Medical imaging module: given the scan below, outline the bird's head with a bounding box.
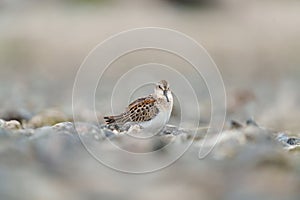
[154,80,171,102]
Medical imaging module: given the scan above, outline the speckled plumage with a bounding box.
[104,80,173,130]
[104,96,159,124]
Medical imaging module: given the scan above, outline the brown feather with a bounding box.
[104,96,159,125]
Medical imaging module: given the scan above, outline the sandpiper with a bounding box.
[104,80,173,131]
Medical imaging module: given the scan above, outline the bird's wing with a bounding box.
[126,96,159,122]
[104,96,159,124]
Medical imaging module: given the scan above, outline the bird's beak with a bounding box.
[163,90,169,102]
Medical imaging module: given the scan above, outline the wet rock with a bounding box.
[276,132,300,151]
[286,137,300,145]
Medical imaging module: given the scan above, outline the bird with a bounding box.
[104,80,173,132]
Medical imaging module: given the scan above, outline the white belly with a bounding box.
[139,109,171,132]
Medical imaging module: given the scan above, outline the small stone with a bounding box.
[4,120,22,130]
[276,132,300,148]
[52,122,75,132]
[102,129,116,138]
[161,125,185,136]
[27,109,68,128]
[286,138,300,145]
[276,133,290,145]
[127,124,142,134]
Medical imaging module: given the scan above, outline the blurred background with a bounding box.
[1,0,300,130]
[1,0,300,200]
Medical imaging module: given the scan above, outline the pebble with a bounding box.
[276,132,300,151]
[0,119,22,130]
[27,109,68,128]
